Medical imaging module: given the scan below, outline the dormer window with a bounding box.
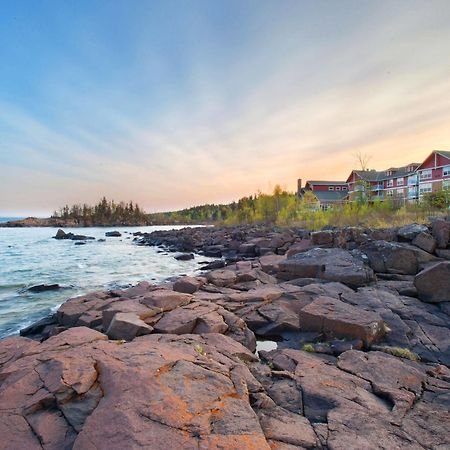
[328,186,334,191]
[335,186,341,191]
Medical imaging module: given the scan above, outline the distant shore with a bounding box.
[0,216,206,228]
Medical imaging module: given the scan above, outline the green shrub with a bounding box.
[376,346,420,361]
[302,343,315,353]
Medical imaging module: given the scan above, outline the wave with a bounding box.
[0,283,26,291]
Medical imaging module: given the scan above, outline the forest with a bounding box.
[52,185,449,229]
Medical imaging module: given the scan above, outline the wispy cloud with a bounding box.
[1,0,450,215]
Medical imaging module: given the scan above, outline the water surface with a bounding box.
[0,225,212,338]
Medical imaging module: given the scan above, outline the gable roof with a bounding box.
[306,180,347,186]
[312,190,348,202]
[416,150,450,171]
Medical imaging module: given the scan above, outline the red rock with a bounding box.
[140,289,192,310]
[173,276,203,294]
[106,312,153,341]
[206,269,238,287]
[299,296,385,346]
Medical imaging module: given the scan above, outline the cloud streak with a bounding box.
[1,0,450,215]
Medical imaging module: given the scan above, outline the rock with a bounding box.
[20,315,58,338]
[105,231,121,237]
[436,248,450,259]
[361,240,437,275]
[140,290,192,311]
[27,284,61,293]
[199,260,225,270]
[259,254,286,274]
[299,296,386,346]
[206,269,238,287]
[414,261,450,303]
[239,243,257,256]
[285,239,313,257]
[54,228,67,239]
[311,230,334,246]
[412,232,437,254]
[278,248,375,287]
[0,329,269,449]
[432,219,450,248]
[174,253,194,261]
[397,223,428,241]
[106,312,153,340]
[173,276,203,294]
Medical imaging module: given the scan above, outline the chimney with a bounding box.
[297,178,302,191]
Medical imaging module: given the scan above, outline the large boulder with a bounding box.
[397,223,428,241]
[0,329,271,450]
[414,261,450,303]
[431,219,450,248]
[361,240,437,275]
[206,269,238,287]
[106,312,153,341]
[173,276,203,294]
[412,232,437,254]
[278,248,375,287]
[298,296,386,346]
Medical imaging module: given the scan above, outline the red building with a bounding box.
[298,150,449,207]
[416,150,450,197]
[297,179,348,209]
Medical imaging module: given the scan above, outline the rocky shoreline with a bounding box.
[0,217,152,228]
[1,220,450,449]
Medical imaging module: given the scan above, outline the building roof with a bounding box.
[437,150,450,159]
[351,165,417,183]
[306,180,347,186]
[312,190,348,202]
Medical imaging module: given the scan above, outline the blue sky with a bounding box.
[1,0,450,215]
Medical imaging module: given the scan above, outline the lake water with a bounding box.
[0,225,213,338]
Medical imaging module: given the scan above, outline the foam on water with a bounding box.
[0,225,213,338]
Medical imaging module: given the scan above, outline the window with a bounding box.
[342,186,348,190]
[335,186,341,191]
[419,183,432,194]
[443,180,450,189]
[396,188,404,196]
[420,169,432,180]
[443,165,450,177]
[328,186,334,191]
[387,179,394,187]
[396,178,404,186]
[387,190,394,197]
[408,175,418,185]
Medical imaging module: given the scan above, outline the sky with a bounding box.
[1,0,450,216]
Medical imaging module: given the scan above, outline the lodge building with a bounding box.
[297,150,450,209]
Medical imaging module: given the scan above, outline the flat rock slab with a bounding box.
[278,248,375,287]
[299,296,386,346]
[0,328,270,450]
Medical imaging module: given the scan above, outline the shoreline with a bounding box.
[2,219,449,448]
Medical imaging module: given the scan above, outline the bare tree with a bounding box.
[354,151,371,171]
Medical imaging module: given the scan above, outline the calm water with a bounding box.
[0,225,213,338]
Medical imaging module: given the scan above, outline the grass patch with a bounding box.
[377,346,420,362]
[302,343,316,353]
[194,343,207,356]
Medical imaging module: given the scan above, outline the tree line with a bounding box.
[52,197,149,226]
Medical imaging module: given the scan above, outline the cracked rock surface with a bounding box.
[5,221,450,449]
